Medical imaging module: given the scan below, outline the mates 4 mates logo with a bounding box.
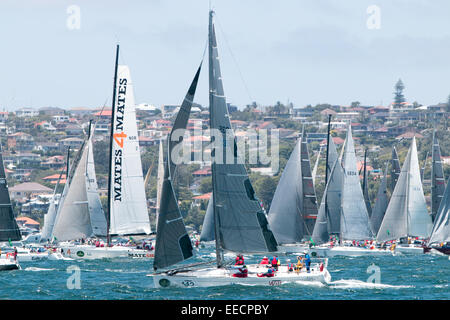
[113,78,128,202]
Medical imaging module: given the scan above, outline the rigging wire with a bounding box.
[213,13,254,104]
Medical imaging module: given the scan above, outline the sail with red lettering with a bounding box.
[109,65,151,236]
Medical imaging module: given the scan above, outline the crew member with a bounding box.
[235,254,244,266]
[303,250,311,273]
[260,256,269,264]
[232,265,248,278]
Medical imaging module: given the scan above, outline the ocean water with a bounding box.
[1,246,448,300]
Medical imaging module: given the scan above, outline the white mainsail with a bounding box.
[109,65,151,236]
[377,137,432,242]
[429,178,449,244]
[340,125,372,240]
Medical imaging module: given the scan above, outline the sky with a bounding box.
[1,0,450,111]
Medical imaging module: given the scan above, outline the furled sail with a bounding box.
[340,125,372,240]
[200,193,215,242]
[391,146,401,192]
[268,138,303,244]
[153,64,201,271]
[431,131,446,222]
[209,10,277,256]
[108,65,151,236]
[377,137,432,242]
[370,163,389,235]
[429,178,449,244]
[0,144,21,241]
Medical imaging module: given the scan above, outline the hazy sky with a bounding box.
[1,0,450,111]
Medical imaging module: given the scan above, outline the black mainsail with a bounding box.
[370,163,389,235]
[153,64,202,271]
[0,144,21,241]
[208,10,277,267]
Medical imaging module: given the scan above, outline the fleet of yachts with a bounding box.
[0,10,448,289]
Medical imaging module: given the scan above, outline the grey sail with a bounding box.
[431,132,446,222]
[362,150,372,217]
[324,137,343,235]
[340,125,372,240]
[199,193,215,242]
[268,138,303,244]
[391,146,401,192]
[301,133,318,235]
[153,64,201,271]
[311,158,340,244]
[377,137,432,242]
[429,178,449,244]
[370,163,389,236]
[85,134,108,236]
[312,145,322,187]
[0,144,21,241]
[52,140,93,241]
[209,11,277,256]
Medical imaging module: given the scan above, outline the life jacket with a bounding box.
[235,256,244,265]
[260,257,269,264]
[271,257,278,266]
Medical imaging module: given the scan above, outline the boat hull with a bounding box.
[394,245,424,255]
[310,246,394,257]
[0,258,20,271]
[423,246,450,255]
[59,245,154,260]
[149,264,331,288]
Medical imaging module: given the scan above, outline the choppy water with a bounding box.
[1,246,448,300]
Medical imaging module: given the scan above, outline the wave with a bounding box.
[24,267,56,272]
[328,279,413,290]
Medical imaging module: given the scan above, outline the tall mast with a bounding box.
[66,146,71,179]
[209,10,224,268]
[324,115,331,238]
[106,44,120,247]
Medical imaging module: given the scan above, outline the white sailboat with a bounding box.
[59,46,152,259]
[377,137,433,254]
[310,123,392,257]
[149,11,330,288]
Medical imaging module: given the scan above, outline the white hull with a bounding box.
[395,245,424,255]
[59,244,154,260]
[149,263,331,288]
[16,251,49,262]
[48,252,74,261]
[276,244,310,254]
[0,258,20,271]
[310,246,394,257]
